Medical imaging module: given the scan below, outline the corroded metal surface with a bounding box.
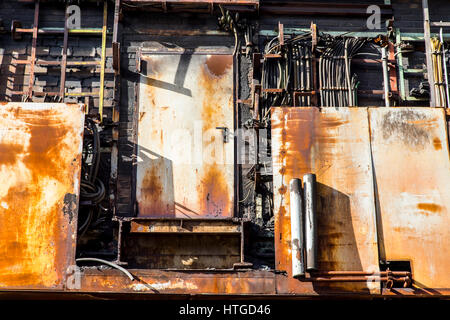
[137,54,234,218]
[369,107,450,292]
[271,107,380,294]
[77,269,276,295]
[122,233,241,269]
[0,102,84,290]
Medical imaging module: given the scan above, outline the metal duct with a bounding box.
[289,178,305,277]
[303,173,318,271]
[381,46,390,107]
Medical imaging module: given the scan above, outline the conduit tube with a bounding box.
[382,46,390,107]
[303,174,317,271]
[440,28,450,107]
[289,178,305,277]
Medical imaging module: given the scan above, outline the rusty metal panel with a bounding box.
[137,53,234,218]
[122,233,241,269]
[369,107,450,291]
[271,107,380,294]
[78,269,276,295]
[0,102,84,290]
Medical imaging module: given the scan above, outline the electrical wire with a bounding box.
[76,258,135,281]
[318,37,366,107]
[78,118,106,236]
[261,31,313,122]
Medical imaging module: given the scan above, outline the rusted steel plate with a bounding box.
[0,102,84,290]
[129,219,241,233]
[122,233,241,269]
[369,107,450,291]
[124,0,259,4]
[77,269,276,295]
[137,54,234,218]
[271,107,380,294]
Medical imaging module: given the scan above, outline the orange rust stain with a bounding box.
[322,118,347,128]
[205,55,232,78]
[198,165,230,217]
[0,105,81,288]
[198,55,233,133]
[25,113,69,182]
[417,203,442,214]
[433,137,442,150]
[139,111,146,122]
[393,226,415,233]
[199,68,220,131]
[139,165,171,216]
[0,144,24,165]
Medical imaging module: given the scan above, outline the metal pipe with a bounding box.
[440,28,450,107]
[310,276,410,284]
[423,0,436,106]
[303,173,317,271]
[382,46,390,107]
[76,258,134,281]
[313,271,411,276]
[99,0,108,122]
[289,178,305,278]
[311,277,400,282]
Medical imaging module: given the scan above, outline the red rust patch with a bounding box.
[205,55,232,78]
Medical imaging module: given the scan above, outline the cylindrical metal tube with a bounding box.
[313,271,411,276]
[382,46,390,107]
[303,173,317,271]
[289,178,304,278]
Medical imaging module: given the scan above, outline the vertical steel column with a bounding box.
[110,0,121,216]
[440,28,450,107]
[311,23,318,106]
[303,174,317,271]
[112,0,121,75]
[99,0,108,121]
[27,0,40,99]
[423,0,437,107]
[60,5,69,100]
[395,29,407,102]
[382,47,390,107]
[289,178,304,277]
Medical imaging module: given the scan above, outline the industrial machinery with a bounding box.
[0,0,449,298]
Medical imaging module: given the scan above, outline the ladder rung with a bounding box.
[11,91,100,97]
[13,60,101,66]
[16,28,104,35]
[65,92,100,97]
[11,91,59,96]
[67,61,101,66]
[431,22,450,27]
